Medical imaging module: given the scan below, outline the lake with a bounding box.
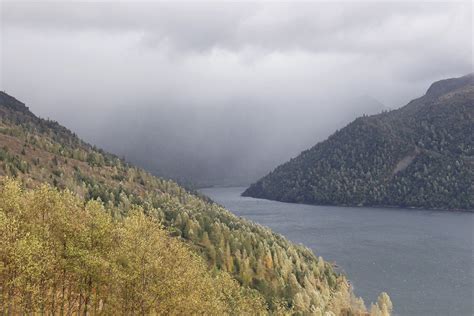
[200,187,473,316]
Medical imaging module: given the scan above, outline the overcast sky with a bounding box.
[0,1,472,185]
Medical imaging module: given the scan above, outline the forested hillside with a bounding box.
[0,178,265,314]
[0,91,392,314]
[243,74,474,210]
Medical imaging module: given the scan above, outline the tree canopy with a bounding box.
[244,74,473,210]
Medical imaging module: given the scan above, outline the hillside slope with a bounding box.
[0,178,267,314]
[0,91,392,314]
[243,74,474,210]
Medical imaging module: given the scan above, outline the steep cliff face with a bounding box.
[243,74,474,210]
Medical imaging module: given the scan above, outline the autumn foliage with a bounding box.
[0,178,265,314]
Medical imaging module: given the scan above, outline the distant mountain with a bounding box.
[0,91,392,314]
[243,74,474,210]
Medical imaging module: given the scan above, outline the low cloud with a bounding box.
[1,1,472,185]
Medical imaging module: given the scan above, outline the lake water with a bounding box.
[200,187,473,316]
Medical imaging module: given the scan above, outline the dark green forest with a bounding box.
[244,74,474,210]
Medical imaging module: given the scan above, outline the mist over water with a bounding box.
[78,95,387,185]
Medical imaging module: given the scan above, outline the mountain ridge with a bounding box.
[243,74,474,210]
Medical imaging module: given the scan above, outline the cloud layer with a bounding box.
[1,1,472,184]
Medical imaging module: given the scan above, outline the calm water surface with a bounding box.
[200,187,473,316]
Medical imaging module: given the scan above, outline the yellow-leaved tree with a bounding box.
[0,177,266,315]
